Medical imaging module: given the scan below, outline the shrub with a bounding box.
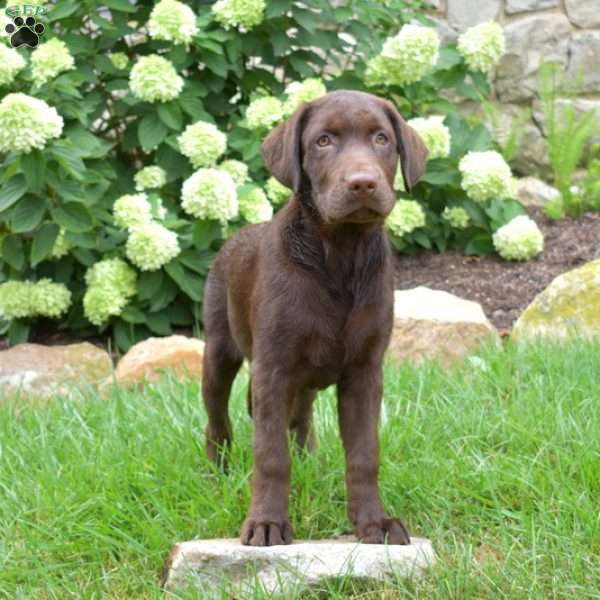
[0,0,534,348]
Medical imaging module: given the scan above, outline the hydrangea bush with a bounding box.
[0,0,538,347]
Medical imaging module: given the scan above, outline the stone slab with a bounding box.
[162,537,435,596]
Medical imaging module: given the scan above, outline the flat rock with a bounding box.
[512,259,600,340]
[446,0,501,31]
[0,342,112,398]
[505,0,558,13]
[113,335,205,386]
[565,0,600,28]
[517,177,559,208]
[388,287,500,365]
[567,32,600,93]
[162,537,435,596]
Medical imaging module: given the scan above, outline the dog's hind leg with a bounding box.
[202,272,243,469]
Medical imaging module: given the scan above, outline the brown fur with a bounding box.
[201,90,427,546]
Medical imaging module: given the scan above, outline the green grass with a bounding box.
[1,341,600,598]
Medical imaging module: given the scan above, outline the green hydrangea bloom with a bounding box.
[126,223,180,271]
[109,52,129,70]
[113,193,154,230]
[51,229,71,259]
[458,22,505,73]
[83,286,129,327]
[219,160,249,186]
[459,150,514,202]
[442,206,470,229]
[134,166,167,191]
[178,121,227,168]
[212,0,266,30]
[31,39,75,87]
[493,215,544,261]
[386,199,426,237]
[0,45,26,86]
[406,115,450,160]
[239,187,273,224]
[148,0,198,45]
[283,78,327,116]
[0,279,71,320]
[0,93,63,154]
[181,168,238,222]
[366,24,439,87]
[85,258,137,297]
[246,96,284,130]
[265,176,291,205]
[129,55,183,103]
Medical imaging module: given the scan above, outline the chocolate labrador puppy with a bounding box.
[202,90,427,546]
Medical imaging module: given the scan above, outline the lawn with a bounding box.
[1,340,599,598]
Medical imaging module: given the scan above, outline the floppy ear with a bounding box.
[380,100,428,192]
[261,103,310,193]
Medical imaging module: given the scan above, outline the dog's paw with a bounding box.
[5,16,45,49]
[356,517,410,545]
[240,517,293,546]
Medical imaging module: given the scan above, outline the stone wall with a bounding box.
[430,0,600,177]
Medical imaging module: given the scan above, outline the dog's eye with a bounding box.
[375,133,389,145]
[316,135,331,147]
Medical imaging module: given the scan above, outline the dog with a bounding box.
[201,90,427,546]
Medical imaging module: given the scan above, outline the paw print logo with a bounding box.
[5,16,45,48]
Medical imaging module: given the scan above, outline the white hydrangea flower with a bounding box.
[129,54,183,103]
[83,285,129,327]
[219,159,249,185]
[178,121,227,168]
[212,0,266,30]
[0,93,63,154]
[0,279,71,319]
[366,24,440,87]
[458,22,505,73]
[493,215,544,261]
[113,193,154,230]
[126,223,181,271]
[51,229,71,259]
[181,168,238,222]
[386,199,426,237]
[406,115,450,160]
[442,206,470,229]
[148,0,198,45]
[246,96,284,130]
[85,257,137,297]
[31,39,75,87]
[459,150,514,202]
[239,187,273,223]
[0,45,26,86]
[109,52,129,70]
[265,176,290,205]
[283,78,327,116]
[134,165,166,191]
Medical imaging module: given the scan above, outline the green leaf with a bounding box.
[164,260,203,301]
[52,202,94,233]
[2,235,25,270]
[31,223,59,267]
[465,233,494,256]
[11,196,47,233]
[46,0,79,21]
[293,8,317,32]
[51,142,87,180]
[8,320,30,346]
[146,311,172,336]
[113,320,134,352]
[192,220,222,250]
[121,306,147,324]
[149,276,178,312]
[266,0,290,18]
[157,102,184,131]
[0,175,27,212]
[65,125,113,158]
[138,113,168,152]
[104,0,137,12]
[20,150,46,194]
[137,271,164,301]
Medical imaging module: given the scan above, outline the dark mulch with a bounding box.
[394,208,600,333]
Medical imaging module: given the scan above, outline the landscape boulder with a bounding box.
[0,342,112,398]
[162,536,435,597]
[517,177,560,208]
[113,335,205,386]
[512,259,600,340]
[388,287,500,365]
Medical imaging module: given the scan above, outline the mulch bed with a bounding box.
[2,209,599,351]
[393,208,600,334]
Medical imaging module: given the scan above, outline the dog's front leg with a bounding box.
[240,362,294,546]
[337,364,410,545]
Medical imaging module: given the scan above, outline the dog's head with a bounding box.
[261,90,427,225]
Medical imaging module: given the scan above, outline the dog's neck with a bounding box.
[282,195,390,303]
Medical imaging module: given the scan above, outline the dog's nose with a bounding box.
[347,172,377,195]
